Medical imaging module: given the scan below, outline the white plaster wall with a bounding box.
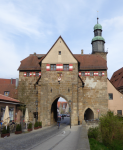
[107,79,123,115]
[42,38,77,64]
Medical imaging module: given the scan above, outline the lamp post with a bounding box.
[35,100,38,122]
[69,100,71,129]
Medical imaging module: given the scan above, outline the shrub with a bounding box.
[39,121,42,127]
[34,122,38,128]
[2,126,7,134]
[99,111,123,147]
[28,123,32,129]
[88,127,99,140]
[7,125,10,133]
[89,138,109,150]
[16,124,21,131]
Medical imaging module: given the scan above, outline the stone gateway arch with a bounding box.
[18,21,108,127]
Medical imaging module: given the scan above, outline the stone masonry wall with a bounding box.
[39,63,79,127]
[78,71,108,123]
[18,71,40,121]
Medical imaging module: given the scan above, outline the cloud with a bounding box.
[102,16,123,78]
[0,35,20,78]
[0,1,44,38]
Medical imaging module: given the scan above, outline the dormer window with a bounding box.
[4,91,9,96]
[58,51,61,55]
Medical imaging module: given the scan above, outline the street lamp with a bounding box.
[35,100,38,122]
[69,100,71,129]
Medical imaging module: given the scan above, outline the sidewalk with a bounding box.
[29,124,90,150]
[30,125,81,150]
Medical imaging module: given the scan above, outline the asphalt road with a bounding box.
[0,117,71,150]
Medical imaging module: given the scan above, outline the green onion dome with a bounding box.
[94,24,102,30]
[91,36,105,43]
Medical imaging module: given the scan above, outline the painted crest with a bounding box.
[57,73,62,81]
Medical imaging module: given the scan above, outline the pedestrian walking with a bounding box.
[57,115,61,129]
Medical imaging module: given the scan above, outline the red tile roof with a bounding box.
[18,54,42,71]
[18,37,107,71]
[0,79,18,99]
[57,102,67,108]
[74,54,107,70]
[0,84,18,99]
[110,67,123,89]
[18,54,107,71]
[0,94,20,103]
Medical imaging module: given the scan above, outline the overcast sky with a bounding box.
[0,0,123,101]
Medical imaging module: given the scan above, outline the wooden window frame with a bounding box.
[63,64,69,71]
[50,64,56,71]
[108,93,113,100]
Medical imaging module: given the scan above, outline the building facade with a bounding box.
[0,94,21,123]
[108,79,123,115]
[18,19,108,127]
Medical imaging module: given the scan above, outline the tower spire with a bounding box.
[97,17,99,24]
[97,11,99,24]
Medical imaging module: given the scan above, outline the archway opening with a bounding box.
[84,108,94,120]
[51,97,70,125]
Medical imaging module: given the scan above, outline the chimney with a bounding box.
[81,49,83,55]
[15,78,19,88]
[11,78,13,84]
[34,52,36,56]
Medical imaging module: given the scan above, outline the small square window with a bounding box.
[36,72,39,76]
[90,72,94,76]
[26,72,30,77]
[117,110,122,115]
[4,91,9,96]
[109,93,113,100]
[99,72,102,76]
[58,51,61,55]
[63,64,69,71]
[51,64,56,71]
[81,72,85,76]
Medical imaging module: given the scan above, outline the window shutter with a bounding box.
[102,72,105,76]
[87,72,90,76]
[56,64,63,71]
[30,72,32,77]
[79,72,81,76]
[33,72,36,77]
[24,72,26,77]
[60,64,63,71]
[85,72,88,76]
[39,72,41,76]
[46,64,50,71]
[56,64,59,71]
[94,72,98,76]
[69,64,73,71]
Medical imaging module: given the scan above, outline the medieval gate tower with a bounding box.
[18,18,108,127]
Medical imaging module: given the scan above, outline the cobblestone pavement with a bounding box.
[0,118,70,150]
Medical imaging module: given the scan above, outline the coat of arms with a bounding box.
[57,73,62,81]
